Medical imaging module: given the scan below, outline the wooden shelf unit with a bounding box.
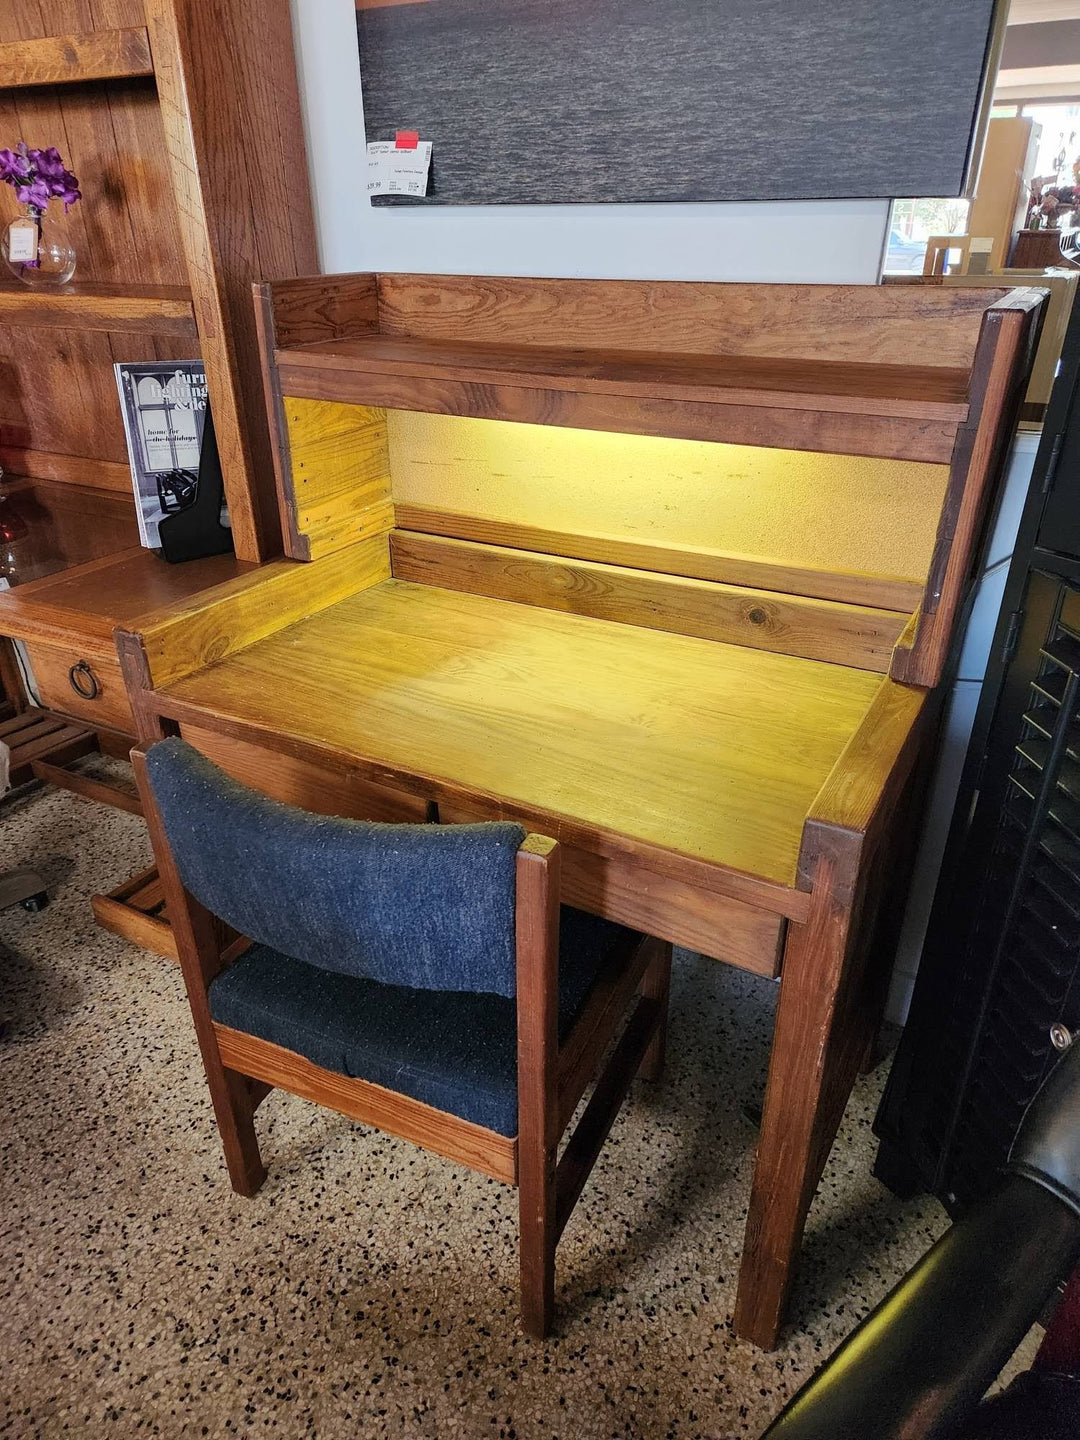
[0,0,317,566]
[274,334,971,464]
[0,3,317,922]
[0,279,195,334]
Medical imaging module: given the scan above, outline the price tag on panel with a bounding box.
[366,135,432,198]
[7,217,38,264]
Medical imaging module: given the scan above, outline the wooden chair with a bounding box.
[133,737,671,1337]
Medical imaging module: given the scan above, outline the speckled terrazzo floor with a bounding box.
[0,777,958,1440]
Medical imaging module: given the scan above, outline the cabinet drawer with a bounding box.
[24,642,134,733]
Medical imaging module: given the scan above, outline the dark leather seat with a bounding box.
[761,1041,1080,1440]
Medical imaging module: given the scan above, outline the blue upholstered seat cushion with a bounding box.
[208,907,638,1136]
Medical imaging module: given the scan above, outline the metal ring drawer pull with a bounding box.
[68,660,99,701]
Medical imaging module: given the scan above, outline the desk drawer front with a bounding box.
[439,801,784,977]
[562,847,784,977]
[25,641,133,732]
[181,726,430,824]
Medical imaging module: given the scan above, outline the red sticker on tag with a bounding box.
[395,130,419,150]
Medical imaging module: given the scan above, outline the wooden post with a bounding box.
[733,835,868,1348]
[515,835,561,1339]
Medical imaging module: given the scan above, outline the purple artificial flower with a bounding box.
[0,148,30,184]
[0,142,80,211]
[16,178,51,211]
[29,146,64,179]
[52,178,81,212]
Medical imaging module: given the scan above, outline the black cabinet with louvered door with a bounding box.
[875,301,1080,1215]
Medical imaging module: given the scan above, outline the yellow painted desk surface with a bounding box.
[163,580,883,887]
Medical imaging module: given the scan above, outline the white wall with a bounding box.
[289,0,891,283]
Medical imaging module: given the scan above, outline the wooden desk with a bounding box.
[114,273,1045,1348]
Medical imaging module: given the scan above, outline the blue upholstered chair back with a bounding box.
[143,739,526,997]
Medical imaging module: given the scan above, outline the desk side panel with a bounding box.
[115,534,391,697]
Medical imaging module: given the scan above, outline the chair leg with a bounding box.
[209,1062,267,1198]
[519,1142,557,1338]
[637,939,673,1082]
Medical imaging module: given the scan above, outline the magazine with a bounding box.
[114,360,210,549]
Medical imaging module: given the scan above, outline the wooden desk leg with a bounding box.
[733,833,876,1349]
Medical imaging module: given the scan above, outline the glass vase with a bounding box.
[2,203,76,286]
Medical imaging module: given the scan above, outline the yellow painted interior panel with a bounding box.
[386,411,950,580]
[284,398,393,559]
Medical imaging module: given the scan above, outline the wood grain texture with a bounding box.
[392,504,927,613]
[277,363,961,465]
[31,754,142,813]
[280,333,971,420]
[891,290,1046,688]
[0,333,190,515]
[91,869,178,961]
[0,635,27,713]
[144,727,785,970]
[144,0,318,560]
[0,280,195,334]
[0,704,95,784]
[283,396,393,561]
[735,720,931,1348]
[0,77,185,285]
[0,26,151,86]
[256,274,379,350]
[0,546,251,651]
[123,534,391,690]
[151,578,882,890]
[0,4,148,44]
[374,274,1006,370]
[253,284,304,559]
[0,479,139,585]
[388,531,910,673]
[734,841,862,1349]
[803,679,928,849]
[0,447,132,491]
[638,939,673,1082]
[441,804,786,973]
[0,29,189,571]
[215,1024,517,1184]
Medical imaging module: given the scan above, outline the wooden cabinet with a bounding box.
[0,0,317,571]
[0,546,252,730]
[0,2,316,861]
